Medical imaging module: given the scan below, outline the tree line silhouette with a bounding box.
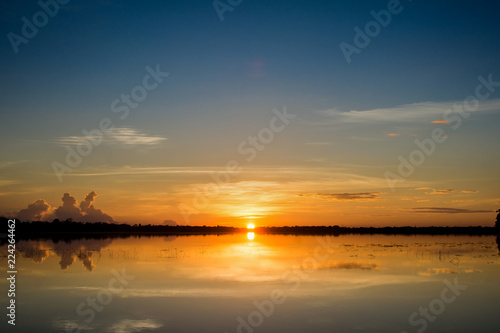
[2,215,499,242]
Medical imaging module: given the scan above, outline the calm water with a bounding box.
[1,234,499,333]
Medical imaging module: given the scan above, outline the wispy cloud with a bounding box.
[55,127,167,146]
[316,261,379,270]
[415,188,479,195]
[430,189,455,195]
[108,127,167,145]
[107,319,163,333]
[299,192,381,201]
[314,99,500,124]
[409,207,492,214]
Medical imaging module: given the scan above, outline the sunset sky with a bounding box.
[1,0,499,226]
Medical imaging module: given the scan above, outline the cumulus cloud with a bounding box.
[299,192,381,201]
[409,207,492,214]
[54,193,84,221]
[16,199,51,221]
[80,191,114,223]
[16,191,114,222]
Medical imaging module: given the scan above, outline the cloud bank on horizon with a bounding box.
[16,191,114,223]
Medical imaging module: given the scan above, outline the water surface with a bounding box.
[1,234,499,333]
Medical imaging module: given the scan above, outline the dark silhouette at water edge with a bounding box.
[2,217,499,241]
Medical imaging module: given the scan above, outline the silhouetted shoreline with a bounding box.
[2,218,499,241]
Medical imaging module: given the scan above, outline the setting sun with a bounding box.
[247,223,255,229]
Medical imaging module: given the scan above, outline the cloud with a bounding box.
[163,219,177,226]
[409,207,492,214]
[299,192,381,201]
[55,127,167,147]
[430,120,450,124]
[315,99,500,124]
[80,191,114,223]
[416,188,479,195]
[387,133,400,136]
[107,319,163,333]
[108,127,167,145]
[54,193,84,221]
[430,189,455,194]
[17,199,51,221]
[16,192,116,222]
[415,187,455,194]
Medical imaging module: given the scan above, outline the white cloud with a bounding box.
[108,127,167,145]
[55,127,167,146]
[314,98,500,124]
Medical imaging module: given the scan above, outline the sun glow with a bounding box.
[247,232,255,240]
[247,223,255,229]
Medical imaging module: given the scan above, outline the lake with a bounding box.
[1,234,499,333]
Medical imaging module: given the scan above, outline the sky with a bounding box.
[0,0,499,227]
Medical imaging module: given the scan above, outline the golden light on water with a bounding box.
[247,232,255,240]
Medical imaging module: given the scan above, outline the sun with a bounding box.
[247,223,255,229]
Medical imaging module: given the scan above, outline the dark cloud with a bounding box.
[409,207,493,214]
[299,192,381,201]
[54,193,84,221]
[16,191,114,222]
[163,219,177,226]
[16,199,51,221]
[80,191,114,223]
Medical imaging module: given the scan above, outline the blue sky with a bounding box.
[1,0,499,226]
